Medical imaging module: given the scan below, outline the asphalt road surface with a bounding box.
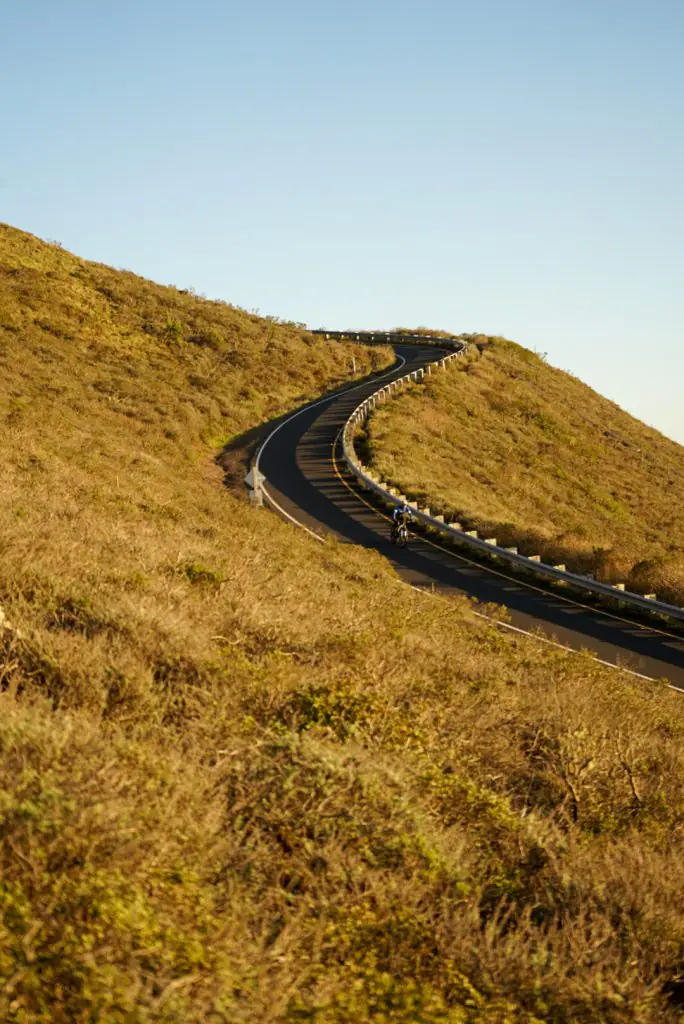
[257,345,684,689]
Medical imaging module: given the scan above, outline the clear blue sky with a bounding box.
[3,1,683,439]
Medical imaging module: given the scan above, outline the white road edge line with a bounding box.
[261,486,325,542]
[409,585,673,687]
[256,353,407,542]
[254,348,678,692]
[474,610,657,682]
[409,589,659,684]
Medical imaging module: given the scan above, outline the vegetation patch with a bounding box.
[2,234,684,1019]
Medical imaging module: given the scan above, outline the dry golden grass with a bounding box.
[369,334,684,603]
[3,234,684,1021]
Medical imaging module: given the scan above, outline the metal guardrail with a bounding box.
[336,335,684,626]
[311,329,464,350]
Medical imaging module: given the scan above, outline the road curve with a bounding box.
[258,344,684,689]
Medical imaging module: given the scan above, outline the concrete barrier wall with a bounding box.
[336,335,684,626]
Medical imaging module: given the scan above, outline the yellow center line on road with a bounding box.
[331,428,684,646]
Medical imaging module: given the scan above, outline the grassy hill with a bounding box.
[3,233,684,1021]
[367,334,684,604]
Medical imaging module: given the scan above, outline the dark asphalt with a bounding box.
[258,345,684,689]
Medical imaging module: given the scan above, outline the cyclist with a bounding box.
[392,503,413,543]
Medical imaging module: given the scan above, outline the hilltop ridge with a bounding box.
[367,334,684,604]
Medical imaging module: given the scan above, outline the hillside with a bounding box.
[367,335,684,604]
[3,232,684,1022]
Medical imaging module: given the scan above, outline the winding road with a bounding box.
[257,343,684,689]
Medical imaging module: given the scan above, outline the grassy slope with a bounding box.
[368,335,684,603]
[2,237,684,1022]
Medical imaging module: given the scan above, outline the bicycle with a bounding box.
[391,521,409,548]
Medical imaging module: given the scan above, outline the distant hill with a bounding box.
[368,334,684,604]
[3,231,684,1022]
